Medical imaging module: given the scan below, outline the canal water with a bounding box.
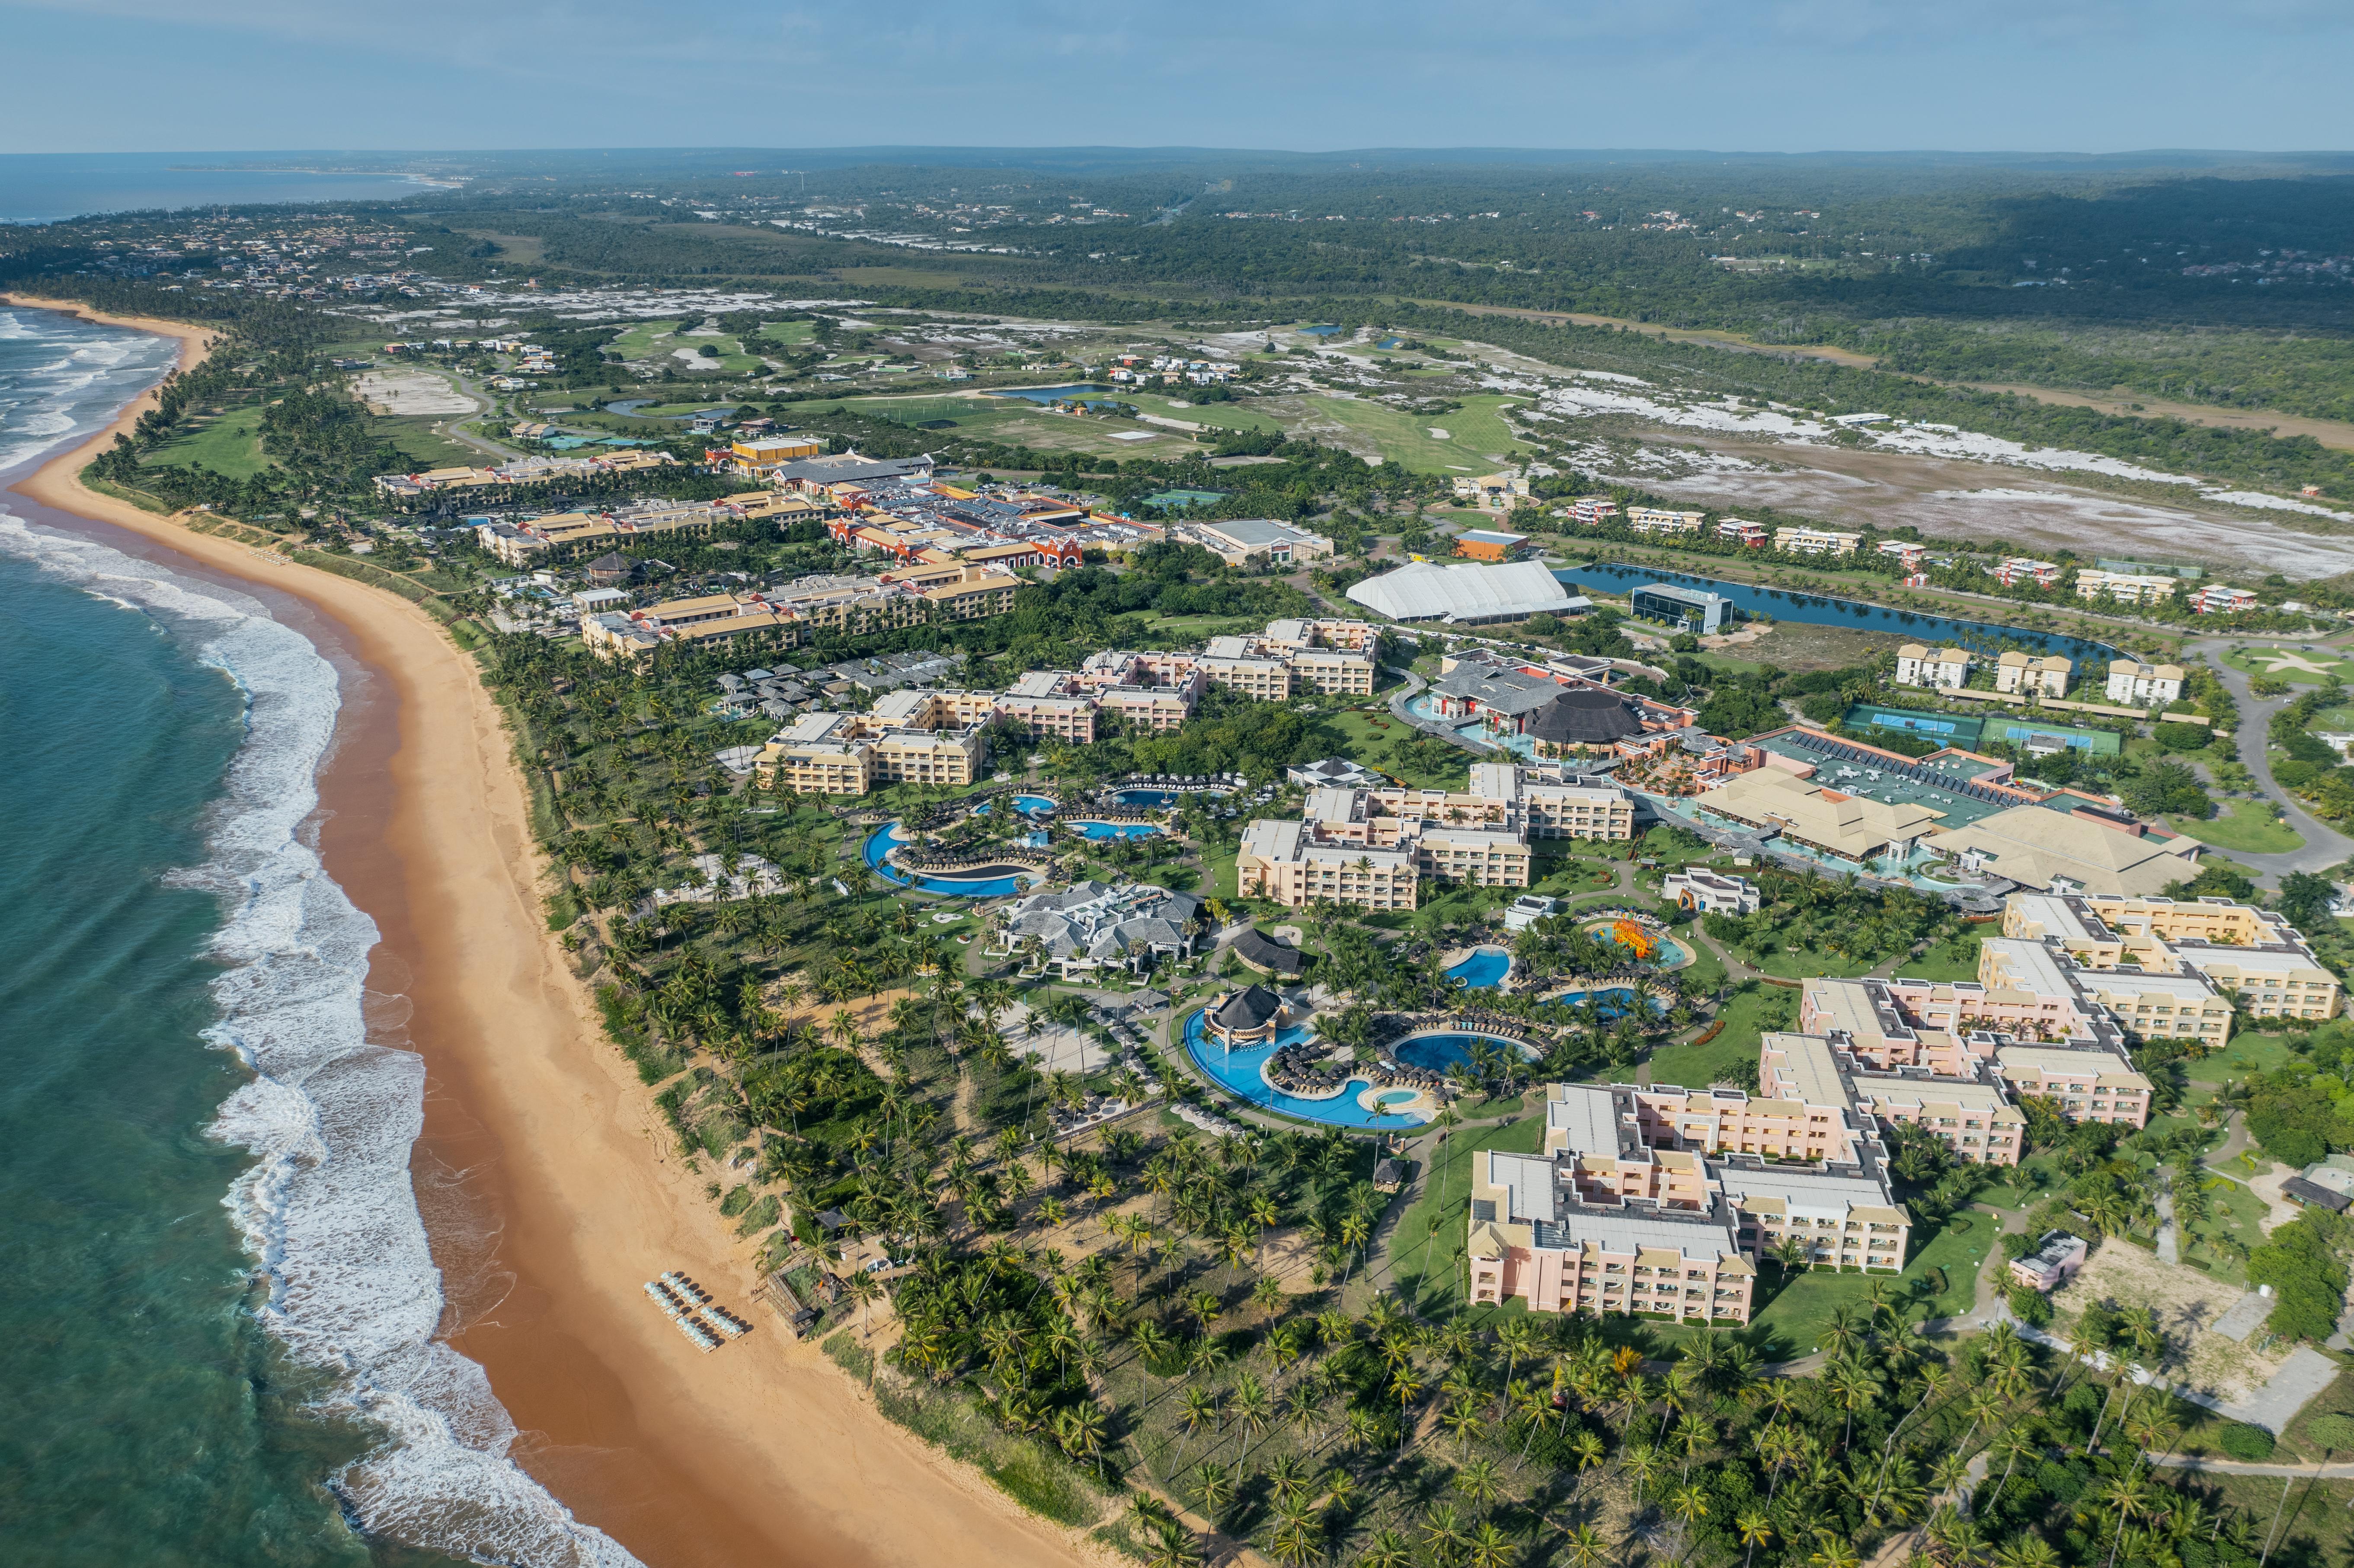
[1552,562,2128,665]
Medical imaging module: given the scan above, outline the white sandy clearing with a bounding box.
[2053,1239,2290,1403]
[353,369,475,415]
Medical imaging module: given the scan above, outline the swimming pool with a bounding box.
[1070,820,1161,841]
[1012,793,1059,815]
[1183,1011,1432,1128]
[861,823,1034,898]
[1114,788,1180,807]
[1392,1032,1533,1076]
[1446,947,1513,989]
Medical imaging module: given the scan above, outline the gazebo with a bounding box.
[1203,984,1288,1047]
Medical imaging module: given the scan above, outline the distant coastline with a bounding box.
[0,295,1098,1568]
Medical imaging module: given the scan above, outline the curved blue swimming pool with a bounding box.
[1446,946,1512,989]
[1393,1032,1533,1076]
[1013,793,1059,815]
[1183,1010,1430,1129]
[861,823,1033,898]
[1113,787,1180,808]
[1071,819,1160,841]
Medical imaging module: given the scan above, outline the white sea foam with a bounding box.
[0,506,640,1568]
[0,306,181,474]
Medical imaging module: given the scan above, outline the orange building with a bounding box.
[1454,529,1528,562]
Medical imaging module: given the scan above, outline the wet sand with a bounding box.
[3,299,1096,1568]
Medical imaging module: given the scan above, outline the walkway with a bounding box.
[1385,665,1492,758]
[2184,636,2354,880]
[2152,1454,2354,1478]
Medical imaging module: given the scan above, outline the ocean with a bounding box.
[0,309,636,1565]
[0,153,435,225]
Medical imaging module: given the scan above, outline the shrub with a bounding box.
[2153,722,2211,751]
[2219,1421,2276,1460]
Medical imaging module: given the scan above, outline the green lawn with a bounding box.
[610,320,683,361]
[1748,945,1876,980]
[1378,1115,1544,1316]
[1899,931,1986,984]
[2173,798,2303,854]
[2200,1031,2296,1086]
[1648,985,1780,1091]
[1122,391,1290,434]
[142,403,275,478]
[760,319,817,346]
[2222,645,2354,685]
[2181,1175,2270,1284]
[1318,707,1467,789]
[1311,393,1531,473]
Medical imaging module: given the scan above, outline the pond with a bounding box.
[1551,561,2129,665]
[1445,947,1513,989]
[984,383,1114,402]
[860,822,1035,898]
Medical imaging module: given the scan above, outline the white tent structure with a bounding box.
[1345,560,1577,624]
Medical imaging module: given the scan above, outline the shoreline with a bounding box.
[1,299,1099,1568]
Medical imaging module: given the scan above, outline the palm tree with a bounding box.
[1808,1528,1861,1568]
[1356,1528,1415,1568]
[1736,1509,1774,1568]
[1560,1525,1607,1568]
[1455,1456,1502,1509]
[1419,1503,1469,1568]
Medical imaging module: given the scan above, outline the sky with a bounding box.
[3,0,2351,155]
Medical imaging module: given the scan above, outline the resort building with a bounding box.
[996,881,1202,978]
[1198,636,1296,699]
[1345,560,1580,625]
[2075,569,2179,607]
[1173,518,1333,568]
[2103,660,2185,706]
[2006,891,2341,1022]
[1454,529,1530,562]
[1877,540,1929,568]
[1628,507,1706,536]
[1893,645,1972,689]
[1717,519,1769,547]
[1628,582,1734,634]
[997,671,1099,744]
[1467,1074,1918,1321]
[1236,819,1421,910]
[2010,1232,2089,1293]
[1990,1045,2154,1127]
[1663,869,1759,914]
[1774,525,1862,556]
[1694,764,1944,866]
[1922,803,2205,897]
[1994,650,2073,697]
[1996,558,2063,589]
[753,697,988,794]
[1763,1030,2026,1166]
[2190,585,2259,615]
[1569,497,1620,525]
[1451,471,1535,511]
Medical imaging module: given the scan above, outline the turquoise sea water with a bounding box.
[0,308,632,1565]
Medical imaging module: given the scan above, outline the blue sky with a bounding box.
[3,0,2350,154]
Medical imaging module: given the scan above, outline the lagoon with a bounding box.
[1552,562,2128,665]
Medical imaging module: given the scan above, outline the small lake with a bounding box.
[985,383,1114,402]
[1552,562,2129,665]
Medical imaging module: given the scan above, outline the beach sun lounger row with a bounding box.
[645,1274,751,1351]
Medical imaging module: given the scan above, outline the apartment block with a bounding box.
[1991,1045,2154,1127]
[1775,524,1862,556]
[754,697,988,795]
[1716,519,1769,546]
[2075,569,2179,607]
[1570,497,1621,525]
[1199,636,1295,700]
[2009,891,2341,1022]
[1996,558,2063,588]
[1893,644,1971,689]
[1236,819,1420,910]
[1994,650,2073,697]
[1627,507,1705,536]
[997,671,1099,743]
[2103,660,2185,706]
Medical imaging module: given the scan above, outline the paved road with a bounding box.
[440,369,525,462]
[2184,636,2354,880]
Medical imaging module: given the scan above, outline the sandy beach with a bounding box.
[2,297,1097,1568]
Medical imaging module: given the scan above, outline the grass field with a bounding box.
[370,414,483,467]
[610,320,682,361]
[1901,930,1986,983]
[760,319,816,346]
[2222,645,2354,685]
[2173,798,2303,853]
[1311,393,1532,473]
[1318,707,1464,788]
[1120,391,1290,434]
[1647,986,1780,1090]
[1379,1115,1542,1316]
[141,403,274,478]
[2200,1031,2296,1086]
